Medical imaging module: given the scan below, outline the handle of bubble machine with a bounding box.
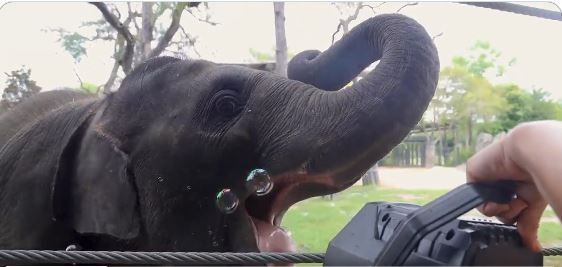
[374,181,517,266]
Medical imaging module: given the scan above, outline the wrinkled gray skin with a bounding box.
[0,14,439,252]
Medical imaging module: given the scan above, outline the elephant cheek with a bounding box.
[226,209,259,252]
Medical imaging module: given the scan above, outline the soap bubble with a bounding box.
[216,188,239,214]
[65,244,81,251]
[246,169,273,196]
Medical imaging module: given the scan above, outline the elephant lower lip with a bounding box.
[245,185,296,252]
[251,217,296,252]
[244,171,338,253]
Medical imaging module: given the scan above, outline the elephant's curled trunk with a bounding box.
[285,14,439,188]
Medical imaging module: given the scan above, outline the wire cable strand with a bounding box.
[0,248,560,266]
[0,250,325,266]
[460,2,562,22]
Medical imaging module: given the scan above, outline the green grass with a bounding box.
[544,207,559,219]
[281,185,562,265]
[539,222,562,245]
[281,186,446,252]
[539,222,562,267]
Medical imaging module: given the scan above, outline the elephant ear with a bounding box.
[53,111,140,240]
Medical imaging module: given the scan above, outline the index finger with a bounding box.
[466,134,525,183]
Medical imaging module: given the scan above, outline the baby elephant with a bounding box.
[0,14,438,252]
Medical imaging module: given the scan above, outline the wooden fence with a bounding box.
[379,134,467,168]
[379,135,428,167]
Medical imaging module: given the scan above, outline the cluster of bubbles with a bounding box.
[215,168,273,214]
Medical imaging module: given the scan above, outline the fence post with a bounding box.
[424,136,435,168]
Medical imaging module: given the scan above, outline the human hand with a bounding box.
[466,121,562,252]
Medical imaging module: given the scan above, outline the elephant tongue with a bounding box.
[253,218,296,252]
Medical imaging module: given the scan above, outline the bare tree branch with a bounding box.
[128,3,141,32]
[74,68,103,94]
[185,9,219,26]
[187,2,201,8]
[396,2,418,13]
[359,4,377,14]
[179,25,197,45]
[179,24,189,38]
[91,32,115,41]
[73,68,84,88]
[122,10,135,26]
[365,2,386,11]
[90,2,135,74]
[147,2,187,59]
[331,20,344,44]
[107,3,121,20]
[104,59,120,94]
[432,32,444,41]
[191,46,201,57]
[178,25,201,57]
[103,35,125,93]
[351,4,370,18]
[123,4,146,66]
[127,3,143,66]
[331,2,381,44]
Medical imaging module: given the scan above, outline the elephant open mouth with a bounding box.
[244,171,341,252]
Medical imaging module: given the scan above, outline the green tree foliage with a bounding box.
[442,65,507,123]
[46,19,115,63]
[1,67,42,112]
[249,48,275,62]
[249,48,295,63]
[494,85,562,132]
[418,40,562,166]
[450,41,515,78]
[432,41,509,148]
[78,82,101,94]
[56,32,90,62]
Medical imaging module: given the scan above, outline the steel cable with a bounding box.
[0,248,560,265]
[542,247,562,257]
[0,250,325,265]
[459,2,562,22]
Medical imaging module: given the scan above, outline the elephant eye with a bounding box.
[214,93,241,117]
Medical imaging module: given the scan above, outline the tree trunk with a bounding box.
[91,2,135,74]
[342,22,349,33]
[468,114,473,148]
[141,2,155,62]
[424,136,435,168]
[362,163,380,186]
[454,125,460,164]
[441,126,447,165]
[432,106,438,163]
[273,2,288,77]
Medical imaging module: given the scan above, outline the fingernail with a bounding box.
[484,202,498,215]
[482,202,490,212]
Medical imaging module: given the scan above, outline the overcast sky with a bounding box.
[0,1,561,99]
